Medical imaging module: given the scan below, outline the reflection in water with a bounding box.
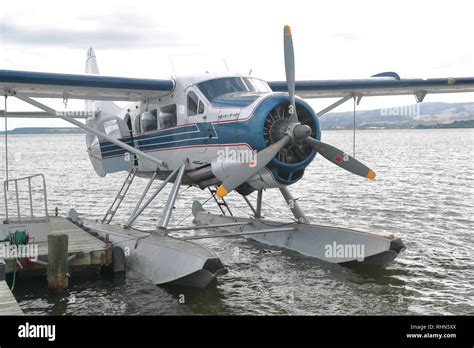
[1,129,473,315]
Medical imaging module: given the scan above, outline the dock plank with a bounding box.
[0,281,23,315]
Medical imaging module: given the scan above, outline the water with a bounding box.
[1,129,473,315]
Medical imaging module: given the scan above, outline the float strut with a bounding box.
[158,164,186,233]
[256,189,263,218]
[279,186,308,223]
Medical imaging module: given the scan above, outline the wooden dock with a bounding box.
[0,217,112,274]
[0,280,23,315]
[0,216,112,314]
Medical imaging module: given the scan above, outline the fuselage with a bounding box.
[86,73,321,194]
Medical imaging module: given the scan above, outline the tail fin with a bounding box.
[86,47,100,74]
[85,47,121,115]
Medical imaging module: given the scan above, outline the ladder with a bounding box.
[102,167,138,224]
[208,186,233,216]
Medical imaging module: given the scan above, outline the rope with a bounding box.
[119,194,214,236]
[246,192,297,222]
[11,260,17,292]
[353,95,356,157]
[169,195,213,230]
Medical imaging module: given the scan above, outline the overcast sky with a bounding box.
[0,0,473,129]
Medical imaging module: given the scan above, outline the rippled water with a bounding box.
[1,129,473,315]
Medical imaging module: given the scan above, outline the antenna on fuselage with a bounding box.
[223,59,230,72]
[352,94,362,158]
[248,69,252,76]
[168,55,177,77]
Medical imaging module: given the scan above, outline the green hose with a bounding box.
[8,230,29,246]
[8,230,29,291]
[11,257,17,292]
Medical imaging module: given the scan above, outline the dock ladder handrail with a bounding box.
[3,173,49,223]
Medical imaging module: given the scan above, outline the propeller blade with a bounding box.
[216,135,291,197]
[303,137,376,180]
[284,25,298,124]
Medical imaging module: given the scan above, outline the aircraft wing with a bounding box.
[268,74,474,99]
[0,69,175,101]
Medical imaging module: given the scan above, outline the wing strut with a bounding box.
[316,94,353,117]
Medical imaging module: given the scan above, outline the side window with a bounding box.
[159,104,177,129]
[198,100,205,114]
[133,114,141,134]
[187,91,199,116]
[103,120,121,138]
[141,109,158,132]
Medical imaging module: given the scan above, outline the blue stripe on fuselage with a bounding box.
[100,122,241,158]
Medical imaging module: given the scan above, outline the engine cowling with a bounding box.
[205,93,321,194]
[252,94,320,186]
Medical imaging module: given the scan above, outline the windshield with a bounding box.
[197,77,271,102]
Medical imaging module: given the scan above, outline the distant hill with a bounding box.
[0,127,84,134]
[415,119,474,129]
[320,102,474,129]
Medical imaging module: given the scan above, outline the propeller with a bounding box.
[302,137,376,179]
[284,25,298,124]
[215,25,376,198]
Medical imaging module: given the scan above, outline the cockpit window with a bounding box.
[242,78,257,92]
[197,77,271,102]
[247,78,272,93]
[198,100,205,114]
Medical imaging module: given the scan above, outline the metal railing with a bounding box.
[3,174,49,223]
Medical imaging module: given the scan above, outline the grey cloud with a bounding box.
[331,32,366,41]
[0,14,192,49]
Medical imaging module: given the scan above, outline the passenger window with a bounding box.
[187,91,199,116]
[159,104,177,129]
[198,100,205,114]
[141,109,158,132]
[103,120,121,138]
[133,114,141,134]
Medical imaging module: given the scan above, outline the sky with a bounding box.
[0,0,473,129]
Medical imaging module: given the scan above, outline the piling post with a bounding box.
[47,234,69,291]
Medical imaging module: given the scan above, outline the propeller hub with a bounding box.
[293,124,311,140]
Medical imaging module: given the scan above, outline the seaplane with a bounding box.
[1,26,473,288]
